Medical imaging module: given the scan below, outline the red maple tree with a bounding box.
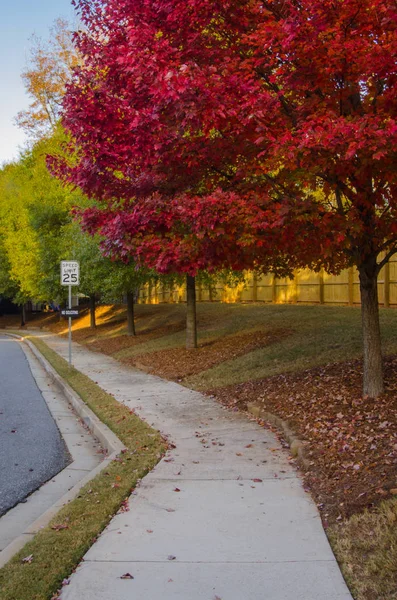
[55,0,397,395]
[77,189,303,347]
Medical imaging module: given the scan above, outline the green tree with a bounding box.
[62,223,115,328]
[0,130,82,308]
[102,262,153,336]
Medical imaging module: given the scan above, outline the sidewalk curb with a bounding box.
[0,333,126,568]
[247,402,310,470]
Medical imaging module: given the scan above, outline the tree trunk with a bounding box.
[186,275,197,349]
[359,260,384,398]
[126,291,136,336]
[89,295,96,329]
[20,304,26,327]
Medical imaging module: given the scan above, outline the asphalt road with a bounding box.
[0,335,70,516]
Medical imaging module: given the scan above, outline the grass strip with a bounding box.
[328,498,397,600]
[0,336,167,600]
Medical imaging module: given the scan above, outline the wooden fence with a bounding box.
[138,257,397,307]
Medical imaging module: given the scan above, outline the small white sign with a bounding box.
[61,261,80,286]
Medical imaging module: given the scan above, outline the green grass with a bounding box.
[186,304,365,389]
[101,303,397,391]
[0,337,166,600]
[114,327,187,359]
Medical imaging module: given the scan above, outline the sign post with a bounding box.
[60,261,80,366]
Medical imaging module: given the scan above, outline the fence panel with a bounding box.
[138,257,397,307]
[296,269,321,303]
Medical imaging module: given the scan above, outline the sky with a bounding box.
[0,0,77,166]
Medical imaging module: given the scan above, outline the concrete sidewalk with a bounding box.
[30,332,352,600]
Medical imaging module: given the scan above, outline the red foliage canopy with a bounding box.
[80,190,333,275]
[55,0,397,278]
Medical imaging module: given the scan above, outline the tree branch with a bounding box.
[378,246,397,273]
[256,69,297,127]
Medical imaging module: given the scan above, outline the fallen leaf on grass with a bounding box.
[117,499,130,513]
[22,554,33,564]
[51,524,69,531]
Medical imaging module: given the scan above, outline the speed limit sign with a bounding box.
[61,261,80,286]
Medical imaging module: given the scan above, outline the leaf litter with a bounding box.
[211,356,397,524]
[121,329,291,380]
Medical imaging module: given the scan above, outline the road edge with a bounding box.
[0,333,125,568]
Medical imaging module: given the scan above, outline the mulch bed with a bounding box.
[121,329,291,379]
[211,356,397,526]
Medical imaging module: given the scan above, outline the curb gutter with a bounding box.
[0,333,126,568]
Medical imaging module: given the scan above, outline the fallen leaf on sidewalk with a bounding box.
[167,555,177,561]
[120,573,134,579]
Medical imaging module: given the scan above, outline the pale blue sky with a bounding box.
[0,0,77,165]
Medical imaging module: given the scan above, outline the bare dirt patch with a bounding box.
[211,356,397,526]
[121,329,291,379]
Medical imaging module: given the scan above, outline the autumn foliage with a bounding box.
[80,191,317,276]
[54,0,397,395]
[16,19,78,140]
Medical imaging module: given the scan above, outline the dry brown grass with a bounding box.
[329,498,397,600]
